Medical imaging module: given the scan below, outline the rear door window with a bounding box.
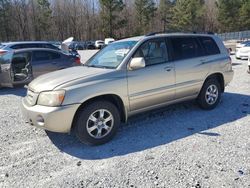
[49,52,61,59]
[199,37,220,55]
[170,37,204,60]
[33,51,60,62]
[22,44,39,48]
[33,51,51,61]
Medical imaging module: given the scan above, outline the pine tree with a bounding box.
[36,0,52,40]
[239,0,250,30]
[0,0,12,41]
[158,0,174,32]
[134,0,156,35]
[99,0,125,38]
[217,0,242,32]
[171,0,204,32]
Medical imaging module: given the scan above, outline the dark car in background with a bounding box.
[68,42,85,51]
[48,41,62,49]
[0,41,80,58]
[0,41,60,51]
[0,48,81,88]
[85,41,95,49]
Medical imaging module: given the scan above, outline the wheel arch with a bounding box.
[200,72,225,94]
[71,94,127,132]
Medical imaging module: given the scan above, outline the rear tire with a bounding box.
[75,101,120,145]
[197,78,221,110]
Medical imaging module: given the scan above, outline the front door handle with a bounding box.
[164,66,173,72]
[200,59,208,64]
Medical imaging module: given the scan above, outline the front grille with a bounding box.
[26,89,39,106]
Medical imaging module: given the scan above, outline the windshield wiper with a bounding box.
[86,64,114,69]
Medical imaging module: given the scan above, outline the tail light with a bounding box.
[0,50,7,56]
[75,57,81,65]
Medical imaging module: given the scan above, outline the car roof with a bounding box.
[2,41,51,45]
[13,48,63,53]
[118,33,216,42]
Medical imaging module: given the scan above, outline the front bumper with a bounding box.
[21,98,80,133]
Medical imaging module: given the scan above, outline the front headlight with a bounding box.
[37,90,65,107]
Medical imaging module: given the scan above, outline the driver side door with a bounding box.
[127,38,175,112]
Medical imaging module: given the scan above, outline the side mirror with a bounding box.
[129,57,146,70]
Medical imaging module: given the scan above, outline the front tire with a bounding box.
[197,79,221,110]
[75,101,120,145]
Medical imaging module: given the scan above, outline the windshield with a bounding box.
[85,40,137,69]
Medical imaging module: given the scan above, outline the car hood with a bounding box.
[29,66,112,92]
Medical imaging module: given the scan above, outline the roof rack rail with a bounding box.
[146,31,215,36]
[193,31,214,35]
[145,32,165,36]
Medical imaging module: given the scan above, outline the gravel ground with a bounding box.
[0,55,249,188]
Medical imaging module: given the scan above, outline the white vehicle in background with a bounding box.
[104,38,115,45]
[236,41,250,51]
[95,40,104,49]
[236,43,250,60]
[248,54,250,73]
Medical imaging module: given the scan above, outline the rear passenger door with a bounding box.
[169,37,210,99]
[31,50,61,77]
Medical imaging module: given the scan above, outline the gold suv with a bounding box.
[21,33,234,145]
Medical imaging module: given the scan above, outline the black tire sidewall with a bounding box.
[75,101,120,145]
[198,79,221,110]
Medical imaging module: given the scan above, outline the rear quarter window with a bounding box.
[199,37,220,55]
[43,44,60,50]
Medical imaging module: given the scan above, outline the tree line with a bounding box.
[0,0,250,42]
